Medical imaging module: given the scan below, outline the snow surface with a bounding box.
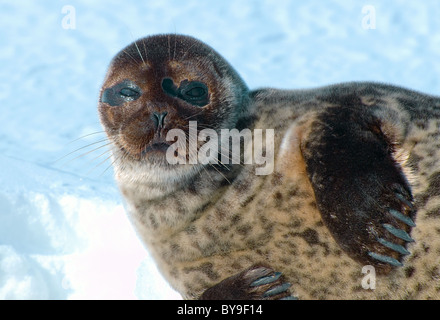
[1,0,439,300]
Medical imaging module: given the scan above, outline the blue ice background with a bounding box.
[0,0,439,299]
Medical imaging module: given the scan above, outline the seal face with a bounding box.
[99,34,440,300]
[98,34,250,185]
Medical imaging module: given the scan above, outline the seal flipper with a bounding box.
[302,103,415,273]
[199,265,296,300]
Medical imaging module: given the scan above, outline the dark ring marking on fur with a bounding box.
[383,223,415,242]
[389,209,416,227]
[368,252,403,267]
[250,272,282,287]
[377,238,410,255]
[262,283,292,298]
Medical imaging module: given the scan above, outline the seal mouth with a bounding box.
[144,142,171,154]
[115,140,172,162]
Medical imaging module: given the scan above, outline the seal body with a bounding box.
[99,34,440,299]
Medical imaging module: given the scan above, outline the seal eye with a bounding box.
[101,80,142,106]
[119,87,141,99]
[185,86,206,98]
[178,80,209,106]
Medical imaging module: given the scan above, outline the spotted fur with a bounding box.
[99,34,440,299]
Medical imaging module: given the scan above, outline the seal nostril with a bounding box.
[152,111,168,129]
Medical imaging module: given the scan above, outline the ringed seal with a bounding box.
[98,34,440,299]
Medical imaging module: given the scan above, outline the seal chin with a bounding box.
[110,143,201,186]
[114,154,203,190]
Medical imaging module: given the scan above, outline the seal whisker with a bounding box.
[92,153,116,177]
[168,34,171,62]
[75,147,113,177]
[191,124,216,130]
[208,163,231,184]
[173,32,177,61]
[122,49,141,66]
[55,138,110,164]
[142,38,149,62]
[180,128,234,168]
[98,144,132,177]
[179,41,199,61]
[56,143,113,171]
[184,110,205,120]
[133,40,146,66]
[88,146,113,163]
[179,125,244,168]
[66,131,107,145]
[181,123,233,178]
[199,162,216,185]
[69,141,112,161]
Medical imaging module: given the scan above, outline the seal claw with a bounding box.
[377,237,410,255]
[262,283,292,298]
[383,223,415,242]
[280,296,299,300]
[368,252,403,267]
[395,192,415,211]
[389,209,416,227]
[250,272,282,287]
[200,265,296,300]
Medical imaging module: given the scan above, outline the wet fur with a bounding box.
[98,34,440,299]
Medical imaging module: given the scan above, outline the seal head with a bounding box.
[98,34,250,186]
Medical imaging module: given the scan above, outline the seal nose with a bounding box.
[151,111,168,129]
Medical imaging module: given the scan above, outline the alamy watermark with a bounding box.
[361,265,376,290]
[61,5,76,30]
[165,121,274,175]
[362,5,376,30]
